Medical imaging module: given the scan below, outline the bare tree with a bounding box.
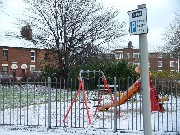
[23,0,126,78]
[0,0,6,11]
[0,0,3,7]
[163,10,180,55]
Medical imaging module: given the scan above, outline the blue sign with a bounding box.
[130,21,137,33]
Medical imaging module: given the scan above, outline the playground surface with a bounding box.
[0,125,178,135]
[0,94,179,135]
[0,89,179,134]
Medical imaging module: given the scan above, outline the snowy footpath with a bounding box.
[0,125,178,135]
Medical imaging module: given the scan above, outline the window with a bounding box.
[115,53,123,59]
[127,53,130,59]
[31,50,35,62]
[115,54,118,59]
[3,50,8,61]
[30,65,35,72]
[133,53,140,58]
[133,62,140,66]
[170,53,174,58]
[170,61,175,67]
[158,53,162,58]
[158,61,162,67]
[2,66,8,75]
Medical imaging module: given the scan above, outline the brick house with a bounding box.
[0,24,47,79]
[112,41,179,72]
[0,46,46,79]
[111,41,140,65]
[149,52,178,72]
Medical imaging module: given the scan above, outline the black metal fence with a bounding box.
[0,76,179,133]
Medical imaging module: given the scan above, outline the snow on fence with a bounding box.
[0,77,179,133]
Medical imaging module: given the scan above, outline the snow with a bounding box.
[0,125,178,135]
[0,0,36,48]
[0,88,179,135]
[0,35,35,48]
[0,126,144,135]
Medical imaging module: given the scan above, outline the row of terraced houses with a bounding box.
[111,41,179,72]
[0,25,179,80]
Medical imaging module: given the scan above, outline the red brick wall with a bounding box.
[0,47,45,78]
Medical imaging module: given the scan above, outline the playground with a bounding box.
[0,67,179,134]
[61,67,172,130]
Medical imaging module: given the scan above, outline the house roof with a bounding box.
[0,0,36,48]
[0,35,36,48]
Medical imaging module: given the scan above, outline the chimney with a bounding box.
[20,24,32,40]
[128,41,133,48]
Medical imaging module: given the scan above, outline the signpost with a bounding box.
[128,7,148,35]
[128,4,152,135]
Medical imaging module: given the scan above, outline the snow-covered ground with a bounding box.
[0,123,178,135]
[0,88,179,135]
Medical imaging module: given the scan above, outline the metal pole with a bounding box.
[178,53,179,73]
[48,77,51,128]
[114,77,117,133]
[138,4,152,135]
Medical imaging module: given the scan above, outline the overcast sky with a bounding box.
[0,0,179,52]
[100,0,180,51]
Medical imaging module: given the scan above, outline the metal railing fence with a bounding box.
[0,76,179,133]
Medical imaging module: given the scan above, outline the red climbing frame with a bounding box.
[149,80,164,112]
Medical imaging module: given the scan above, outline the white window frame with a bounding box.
[170,61,175,67]
[158,61,162,67]
[133,53,140,58]
[170,53,173,58]
[127,53,130,59]
[115,54,119,59]
[30,65,35,72]
[158,53,162,58]
[115,53,120,59]
[119,53,123,59]
[115,54,123,59]
[2,66,8,75]
[3,49,8,61]
[133,62,140,66]
[31,50,35,62]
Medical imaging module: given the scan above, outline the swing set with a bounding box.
[62,69,164,125]
[62,70,117,124]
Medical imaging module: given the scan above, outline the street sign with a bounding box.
[128,7,147,35]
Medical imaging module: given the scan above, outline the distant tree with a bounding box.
[22,0,127,79]
[0,0,3,6]
[163,10,180,56]
[0,0,5,11]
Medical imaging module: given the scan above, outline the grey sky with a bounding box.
[101,0,180,52]
[0,0,179,52]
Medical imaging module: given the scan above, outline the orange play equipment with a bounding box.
[95,66,164,112]
[159,96,168,102]
[97,78,141,111]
